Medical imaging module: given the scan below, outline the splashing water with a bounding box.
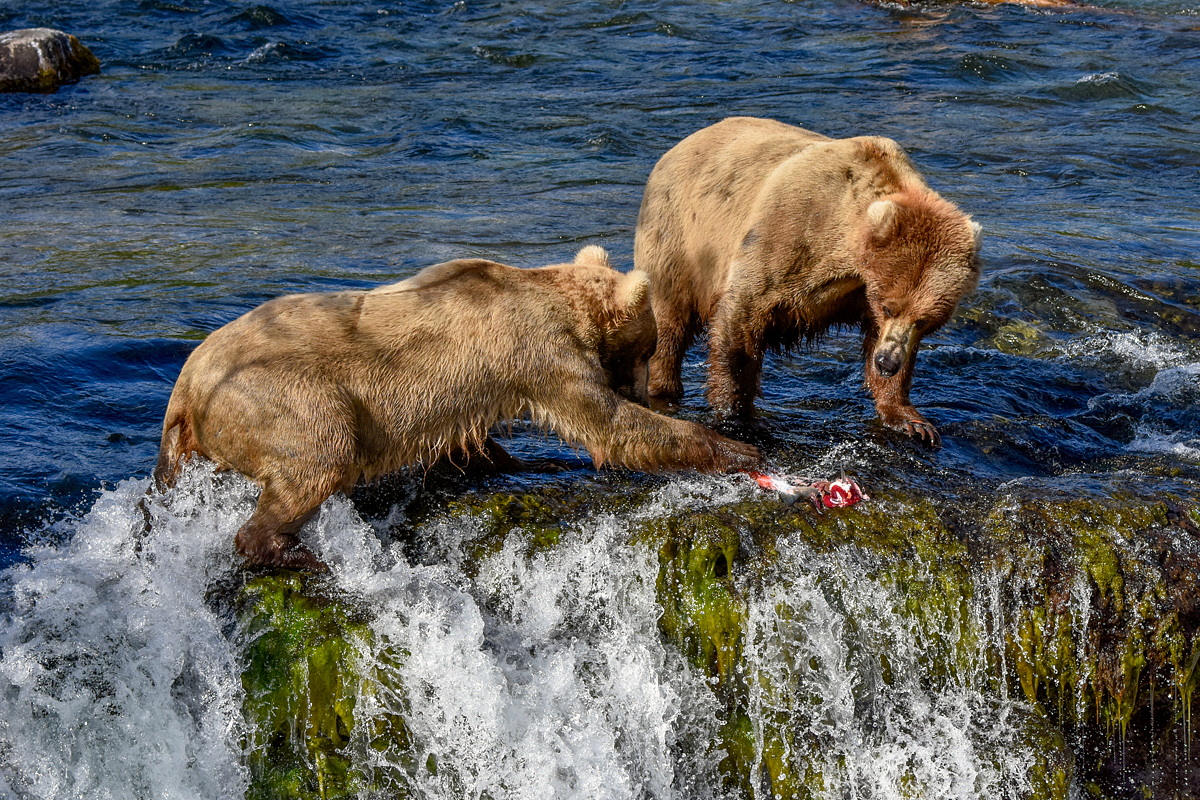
[338,507,726,800]
[0,463,1063,799]
[741,542,1037,800]
[0,468,249,799]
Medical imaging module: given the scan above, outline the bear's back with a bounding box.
[370,258,512,297]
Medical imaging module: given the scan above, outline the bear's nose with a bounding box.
[874,348,903,378]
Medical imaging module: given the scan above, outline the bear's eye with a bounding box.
[881,305,895,319]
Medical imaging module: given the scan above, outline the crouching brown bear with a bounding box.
[634,116,982,446]
[154,246,761,570]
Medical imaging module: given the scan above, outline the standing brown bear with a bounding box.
[154,246,760,570]
[634,117,982,445]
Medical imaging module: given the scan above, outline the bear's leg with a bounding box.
[647,300,693,400]
[441,436,572,474]
[607,400,762,473]
[234,482,330,571]
[152,408,202,492]
[544,380,761,474]
[706,297,766,420]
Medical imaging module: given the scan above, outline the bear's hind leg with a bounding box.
[441,436,573,474]
[153,409,202,492]
[706,297,766,421]
[234,483,330,571]
[647,303,694,401]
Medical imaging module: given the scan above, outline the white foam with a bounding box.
[1061,329,1194,373]
[1128,427,1200,461]
[634,472,749,520]
[1077,71,1122,85]
[243,42,284,64]
[0,466,250,799]
[0,465,1052,799]
[1137,362,1200,403]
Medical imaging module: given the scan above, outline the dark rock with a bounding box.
[0,28,101,93]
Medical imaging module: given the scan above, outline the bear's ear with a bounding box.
[574,245,611,268]
[968,219,983,253]
[617,270,651,317]
[866,199,898,243]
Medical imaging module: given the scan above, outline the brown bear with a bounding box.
[154,246,761,570]
[634,116,982,446]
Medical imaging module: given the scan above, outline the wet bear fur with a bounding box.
[154,246,761,569]
[634,116,982,445]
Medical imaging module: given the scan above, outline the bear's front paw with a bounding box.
[719,439,763,471]
[882,410,941,448]
[276,545,330,572]
[243,543,328,572]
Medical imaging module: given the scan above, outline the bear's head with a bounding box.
[558,246,658,404]
[859,193,982,378]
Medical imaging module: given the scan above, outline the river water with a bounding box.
[0,0,1198,798]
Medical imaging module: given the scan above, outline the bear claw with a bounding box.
[905,421,941,447]
[883,414,941,447]
[279,546,328,572]
[242,544,328,572]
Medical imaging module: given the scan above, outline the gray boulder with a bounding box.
[0,28,100,93]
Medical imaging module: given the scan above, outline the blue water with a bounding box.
[3,0,1199,539]
[1,1,1198,797]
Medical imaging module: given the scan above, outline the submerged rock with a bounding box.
[233,478,1200,799]
[0,28,100,93]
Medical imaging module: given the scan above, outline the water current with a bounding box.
[0,0,1198,798]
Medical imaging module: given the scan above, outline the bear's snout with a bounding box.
[874,346,904,378]
[873,321,917,378]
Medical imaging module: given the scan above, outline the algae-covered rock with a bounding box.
[0,28,100,93]
[233,479,1200,799]
[629,485,1199,797]
[237,572,412,800]
[639,511,745,691]
[981,494,1200,727]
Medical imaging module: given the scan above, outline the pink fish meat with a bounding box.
[751,472,868,509]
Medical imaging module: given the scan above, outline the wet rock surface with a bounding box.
[231,474,1200,799]
[0,28,100,93]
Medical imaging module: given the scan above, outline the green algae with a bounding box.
[633,487,1198,797]
[233,481,1200,799]
[991,319,1049,356]
[637,510,746,688]
[440,490,569,577]
[237,572,412,800]
[981,494,1200,744]
[631,497,1003,798]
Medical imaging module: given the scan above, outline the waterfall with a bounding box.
[0,464,1088,799]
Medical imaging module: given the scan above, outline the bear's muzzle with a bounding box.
[873,321,917,378]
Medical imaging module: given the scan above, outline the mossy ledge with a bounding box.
[232,480,1200,799]
[235,573,414,800]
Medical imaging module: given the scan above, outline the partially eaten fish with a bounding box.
[751,471,869,509]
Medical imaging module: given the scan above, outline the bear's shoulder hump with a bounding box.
[371,258,512,295]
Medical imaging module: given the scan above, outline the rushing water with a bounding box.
[1,0,1198,798]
